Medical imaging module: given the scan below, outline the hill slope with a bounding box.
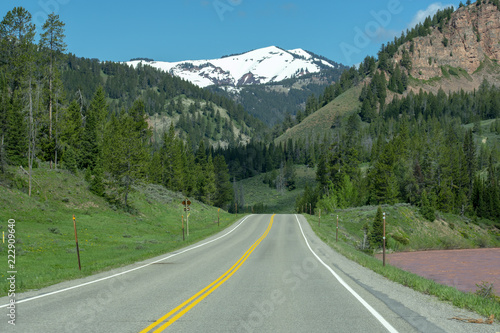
[275,84,363,144]
[276,1,500,144]
[61,54,266,146]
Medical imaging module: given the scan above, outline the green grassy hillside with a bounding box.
[0,165,240,296]
[275,84,362,144]
[237,165,316,213]
[307,204,500,252]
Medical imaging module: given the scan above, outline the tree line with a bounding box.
[296,82,500,222]
[0,7,235,209]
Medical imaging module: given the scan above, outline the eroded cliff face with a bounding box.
[393,3,500,80]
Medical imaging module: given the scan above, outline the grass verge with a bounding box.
[304,212,500,322]
[0,166,241,297]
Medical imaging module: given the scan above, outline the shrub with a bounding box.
[391,232,410,245]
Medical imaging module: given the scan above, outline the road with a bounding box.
[1,214,498,332]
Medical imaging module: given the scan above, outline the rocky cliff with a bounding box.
[393,2,500,81]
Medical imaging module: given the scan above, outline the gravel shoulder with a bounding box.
[296,214,500,333]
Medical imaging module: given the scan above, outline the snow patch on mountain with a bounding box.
[126,46,338,88]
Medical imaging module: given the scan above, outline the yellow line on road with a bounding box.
[140,214,275,333]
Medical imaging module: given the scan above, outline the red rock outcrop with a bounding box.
[393,2,500,80]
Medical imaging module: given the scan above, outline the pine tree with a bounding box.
[89,159,104,197]
[170,138,185,192]
[88,86,108,146]
[284,158,296,190]
[160,125,175,188]
[370,206,384,248]
[359,97,375,122]
[102,104,150,207]
[1,7,35,179]
[5,92,27,166]
[39,13,66,167]
[182,140,196,197]
[63,145,78,174]
[369,141,399,204]
[213,155,233,208]
[204,154,217,205]
[0,74,8,173]
[80,86,108,170]
[194,140,208,201]
[419,190,436,221]
[463,129,476,198]
[60,100,83,167]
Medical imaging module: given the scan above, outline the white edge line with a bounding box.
[0,215,253,308]
[294,214,399,333]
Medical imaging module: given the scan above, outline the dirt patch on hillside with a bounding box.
[378,248,500,295]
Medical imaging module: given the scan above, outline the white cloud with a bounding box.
[408,2,456,29]
[374,26,400,42]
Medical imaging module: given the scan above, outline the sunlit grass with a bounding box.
[0,166,240,296]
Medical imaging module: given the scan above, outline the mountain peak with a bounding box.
[126,46,340,88]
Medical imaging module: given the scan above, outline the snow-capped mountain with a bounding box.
[126,46,340,88]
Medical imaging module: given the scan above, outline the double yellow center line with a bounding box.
[140,215,275,332]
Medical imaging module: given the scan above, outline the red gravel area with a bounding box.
[378,248,500,295]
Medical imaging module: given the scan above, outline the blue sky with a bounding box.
[1,0,459,66]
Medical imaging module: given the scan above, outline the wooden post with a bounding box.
[185,199,189,237]
[383,212,386,267]
[73,215,81,270]
[318,209,321,227]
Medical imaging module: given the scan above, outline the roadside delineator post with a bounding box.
[318,209,321,227]
[383,212,386,267]
[73,215,81,271]
[217,208,220,227]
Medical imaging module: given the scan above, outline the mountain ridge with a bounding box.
[275,0,500,143]
[125,46,344,88]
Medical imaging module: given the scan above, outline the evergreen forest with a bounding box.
[2,3,500,227]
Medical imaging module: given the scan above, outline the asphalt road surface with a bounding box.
[1,214,498,332]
